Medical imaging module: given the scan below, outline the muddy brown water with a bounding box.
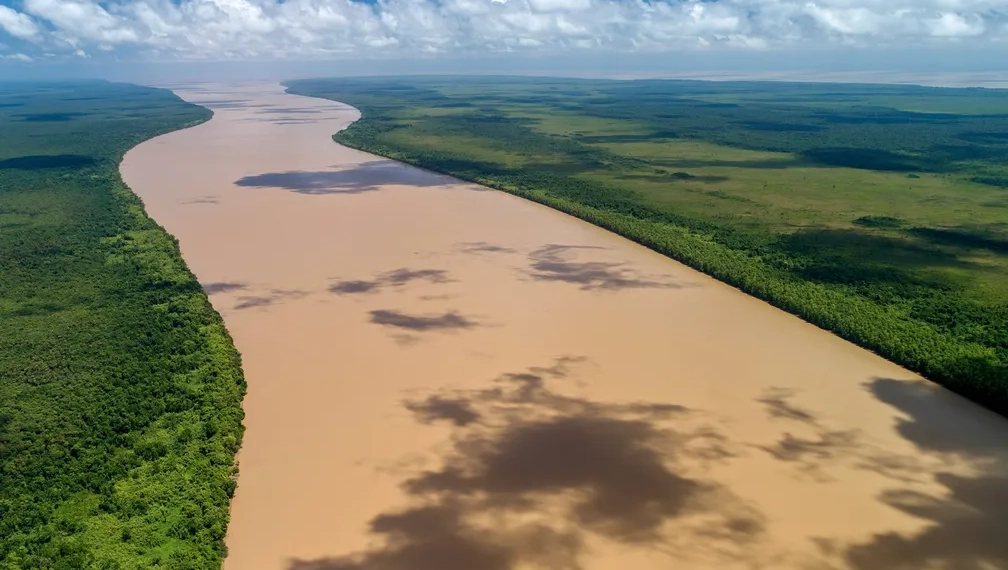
[121,83,1008,570]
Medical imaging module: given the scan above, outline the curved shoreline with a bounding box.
[309,89,1006,417]
[122,82,1008,570]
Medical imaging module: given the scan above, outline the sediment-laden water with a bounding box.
[121,82,1008,570]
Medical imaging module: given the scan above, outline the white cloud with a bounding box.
[927,12,985,36]
[3,52,34,61]
[0,0,1005,60]
[526,0,592,13]
[0,5,42,41]
[803,5,887,35]
[24,0,139,43]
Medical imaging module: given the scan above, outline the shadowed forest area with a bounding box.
[285,76,1008,416]
[0,82,245,568]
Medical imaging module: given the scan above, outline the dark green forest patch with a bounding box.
[17,112,90,122]
[853,215,905,229]
[800,148,924,172]
[910,226,1008,254]
[971,176,1008,188]
[0,82,245,569]
[0,154,98,170]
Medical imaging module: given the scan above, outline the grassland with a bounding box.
[0,81,245,569]
[284,76,1008,415]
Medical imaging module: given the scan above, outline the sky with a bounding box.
[0,0,1007,81]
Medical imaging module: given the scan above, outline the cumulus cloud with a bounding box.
[0,0,1005,61]
[0,5,42,41]
[25,0,140,43]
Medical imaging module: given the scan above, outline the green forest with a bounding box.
[285,76,1008,416]
[0,81,245,568]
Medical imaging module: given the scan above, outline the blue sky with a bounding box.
[1,0,1007,79]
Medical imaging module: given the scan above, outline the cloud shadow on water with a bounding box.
[256,107,323,114]
[330,280,379,294]
[756,387,818,424]
[754,386,919,483]
[406,396,482,427]
[330,268,452,295]
[827,378,1008,570]
[232,289,308,310]
[180,196,219,205]
[239,117,321,125]
[287,358,765,570]
[419,293,456,302]
[751,382,1008,568]
[866,378,1008,460]
[201,282,247,294]
[368,309,478,332]
[525,244,687,291]
[234,161,453,195]
[187,99,251,109]
[456,241,518,255]
[842,471,1008,570]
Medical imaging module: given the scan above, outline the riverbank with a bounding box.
[122,82,1008,570]
[1,81,244,569]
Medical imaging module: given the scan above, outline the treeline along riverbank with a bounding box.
[0,81,245,569]
[285,76,1008,417]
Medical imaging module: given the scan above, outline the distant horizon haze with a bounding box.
[1,0,1007,85]
[2,48,1008,88]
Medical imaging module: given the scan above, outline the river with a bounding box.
[121,82,1008,570]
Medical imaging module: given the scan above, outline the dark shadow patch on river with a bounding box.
[235,161,453,195]
[524,244,689,291]
[331,268,453,295]
[287,357,765,570]
[232,289,309,310]
[833,378,1008,570]
[368,309,479,332]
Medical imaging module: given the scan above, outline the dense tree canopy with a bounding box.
[0,81,245,569]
